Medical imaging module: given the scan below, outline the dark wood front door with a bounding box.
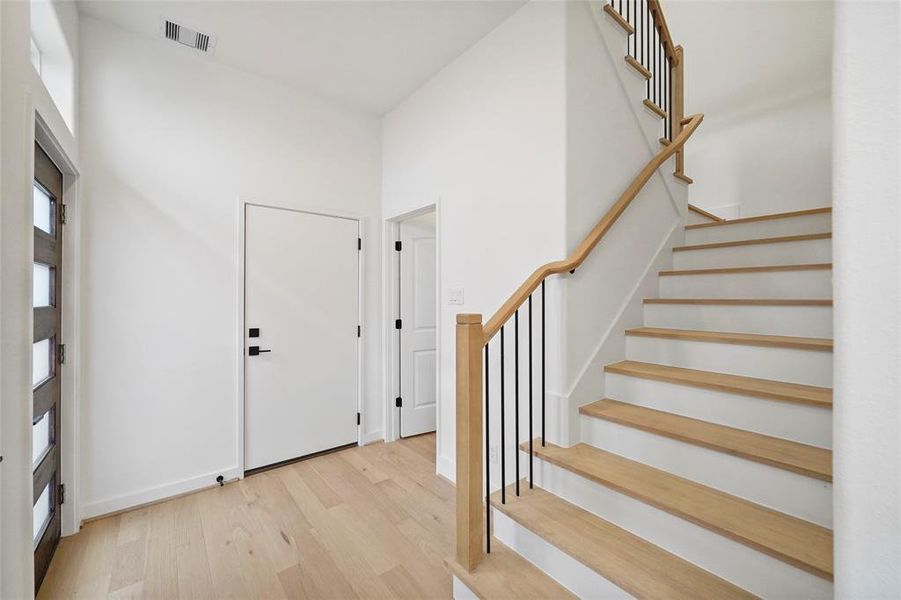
[33,142,64,592]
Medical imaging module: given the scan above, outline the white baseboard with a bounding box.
[81,465,243,520]
[437,453,456,484]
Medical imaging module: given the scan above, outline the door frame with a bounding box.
[235,198,365,475]
[382,203,441,445]
[34,114,82,539]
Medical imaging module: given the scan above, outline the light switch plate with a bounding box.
[447,287,464,305]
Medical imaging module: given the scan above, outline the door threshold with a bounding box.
[244,442,357,477]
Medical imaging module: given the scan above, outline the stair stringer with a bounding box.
[554,222,681,448]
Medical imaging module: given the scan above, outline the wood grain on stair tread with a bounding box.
[446,540,577,600]
[625,327,833,351]
[604,360,832,407]
[673,172,694,184]
[525,442,834,580]
[660,263,832,276]
[580,399,832,481]
[644,99,667,118]
[489,486,756,599]
[673,232,832,252]
[685,207,832,230]
[625,55,652,79]
[688,204,724,222]
[602,3,634,34]
[643,298,833,306]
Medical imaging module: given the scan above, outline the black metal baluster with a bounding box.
[514,309,520,496]
[484,344,491,553]
[528,294,533,489]
[541,280,546,447]
[500,326,506,504]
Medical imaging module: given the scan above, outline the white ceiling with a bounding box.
[77,0,526,115]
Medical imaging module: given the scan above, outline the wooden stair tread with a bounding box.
[688,204,724,222]
[625,55,652,79]
[602,4,634,34]
[526,441,834,580]
[644,297,833,306]
[660,263,832,276]
[604,360,832,407]
[489,486,755,599]
[673,232,832,252]
[446,540,577,600]
[626,327,833,351]
[581,399,832,481]
[685,207,832,230]
[643,98,667,118]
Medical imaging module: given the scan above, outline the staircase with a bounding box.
[453,207,834,599]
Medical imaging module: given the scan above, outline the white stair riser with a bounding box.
[491,508,633,599]
[532,456,834,599]
[644,303,833,337]
[685,214,832,245]
[673,238,831,270]
[605,373,832,448]
[659,269,833,298]
[625,336,833,386]
[580,417,832,526]
[687,211,717,225]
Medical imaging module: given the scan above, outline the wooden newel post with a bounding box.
[673,45,685,176]
[456,313,485,571]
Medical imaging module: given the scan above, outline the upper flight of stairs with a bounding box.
[465,206,834,600]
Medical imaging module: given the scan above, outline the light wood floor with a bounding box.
[39,434,455,599]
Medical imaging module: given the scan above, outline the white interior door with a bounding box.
[245,205,359,470]
[399,212,437,437]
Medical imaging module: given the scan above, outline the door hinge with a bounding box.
[395,240,402,252]
[58,483,65,505]
[395,397,403,408]
[57,343,66,365]
[395,319,402,330]
[356,412,361,426]
[358,237,362,250]
[357,325,361,338]
[59,204,67,225]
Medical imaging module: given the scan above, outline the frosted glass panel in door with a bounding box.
[34,263,51,307]
[33,185,53,234]
[32,410,51,466]
[33,339,51,387]
[33,483,51,543]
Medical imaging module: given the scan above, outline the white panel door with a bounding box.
[245,205,359,470]
[399,212,437,437]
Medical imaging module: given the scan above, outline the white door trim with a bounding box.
[236,197,366,476]
[381,203,441,446]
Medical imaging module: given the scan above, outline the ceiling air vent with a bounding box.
[162,19,216,54]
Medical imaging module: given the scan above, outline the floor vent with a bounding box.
[162,19,216,54]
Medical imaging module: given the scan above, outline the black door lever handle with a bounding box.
[248,346,271,356]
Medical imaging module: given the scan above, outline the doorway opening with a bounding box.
[391,209,438,440]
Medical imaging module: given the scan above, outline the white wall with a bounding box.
[832,1,900,597]
[382,1,567,479]
[1,0,79,596]
[666,1,833,217]
[78,17,382,518]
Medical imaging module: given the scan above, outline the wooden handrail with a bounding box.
[648,0,677,65]
[482,113,704,343]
